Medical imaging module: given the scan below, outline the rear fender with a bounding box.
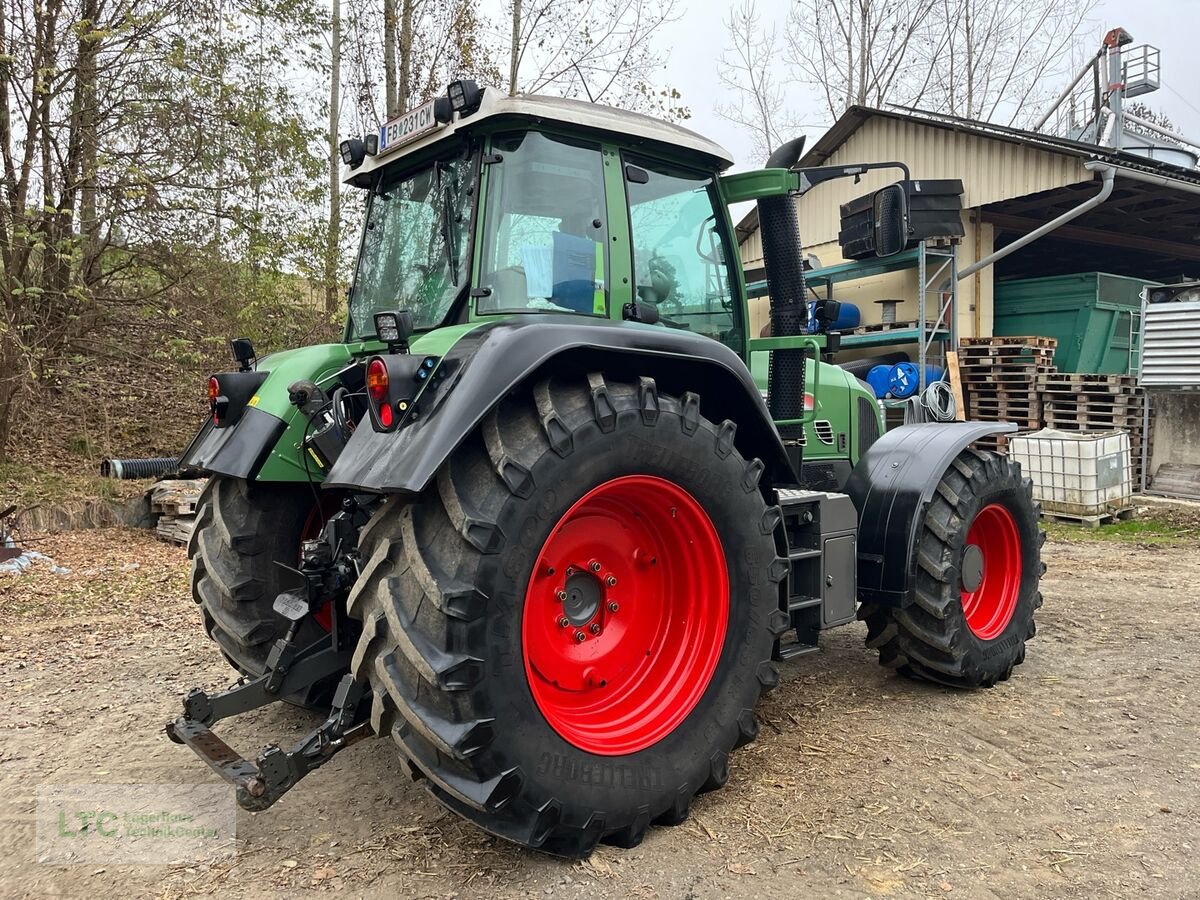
[324,316,798,494]
[179,343,364,482]
[844,422,1016,608]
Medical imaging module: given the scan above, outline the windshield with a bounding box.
[348,146,475,337]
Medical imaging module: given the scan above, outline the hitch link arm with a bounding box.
[165,635,371,811]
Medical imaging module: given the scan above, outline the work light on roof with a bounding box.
[447,79,483,116]
[339,137,366,168]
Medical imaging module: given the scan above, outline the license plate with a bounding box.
[379,99,442,155]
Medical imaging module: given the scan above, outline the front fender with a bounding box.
[844,422,1016,608]
[324,316,797,494]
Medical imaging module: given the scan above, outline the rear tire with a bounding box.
[347,373,788,856]
[859,449,1044,688]
[189,475,340,706]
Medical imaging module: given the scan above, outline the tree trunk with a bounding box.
[383,0,398,117]
[397,0,413,111]
[78,0,100,285]
[508,0,522,96]
[325,0,341,314]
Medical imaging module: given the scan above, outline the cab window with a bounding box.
[625,157,741,352]
[476,131,609,316]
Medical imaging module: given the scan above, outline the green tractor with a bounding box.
[168,81,1043,857]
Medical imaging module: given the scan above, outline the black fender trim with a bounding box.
[844,422,1016,608]
[178,406,287,481]
[324,316,797,494]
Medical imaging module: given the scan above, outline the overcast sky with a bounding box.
[657,0,1200,171]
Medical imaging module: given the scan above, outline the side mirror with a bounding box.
[873,184,909,257]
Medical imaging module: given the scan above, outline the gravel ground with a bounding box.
[1,519,1198,899]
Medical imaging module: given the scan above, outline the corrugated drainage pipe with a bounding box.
[100,457,180,479]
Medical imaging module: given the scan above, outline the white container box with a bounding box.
[1007,429,1133,519]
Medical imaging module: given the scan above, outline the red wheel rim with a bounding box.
[960,503,1022,640]
[522,475,729,755]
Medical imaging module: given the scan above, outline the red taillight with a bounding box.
[208,377,221,423]
[366,358,389,403]
[378,402,394,428]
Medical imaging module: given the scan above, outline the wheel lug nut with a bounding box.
[605,575,617,586]
[589,560,601,572]
[556,590,567,601]
[558,616,570,627]
[608,601,619,613]
[574,631,587,642]
[589,623,601,635]
[566,566,576,576]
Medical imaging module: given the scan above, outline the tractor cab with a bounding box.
[341,82,746,357]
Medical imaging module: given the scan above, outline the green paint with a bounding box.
[252,326,485,482]
[601,144,634,319]
[719,169,798,203]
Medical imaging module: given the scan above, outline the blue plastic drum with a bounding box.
[888,363,945,398]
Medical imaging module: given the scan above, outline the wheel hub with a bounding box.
[960,544,985,593]
[561,570,602,627]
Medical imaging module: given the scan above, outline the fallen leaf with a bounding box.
[727,862,756,875]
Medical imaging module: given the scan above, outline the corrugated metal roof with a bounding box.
[1140,300,1200,389]
[802,105,1200,185]
[738,105,1200,258]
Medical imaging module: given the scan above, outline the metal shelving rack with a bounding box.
[746,241,959,393]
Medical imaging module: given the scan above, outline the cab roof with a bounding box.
[343,89,734,185]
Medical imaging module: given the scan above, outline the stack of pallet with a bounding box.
[1036,373,1150,487]
[151,478,206,545]
[958,336,1057,452]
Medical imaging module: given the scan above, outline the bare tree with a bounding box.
[505,0,685,116]
[785,0,1096,127]
[918,0,1098,126]
[715,0,801,162]
[786,0,939,121]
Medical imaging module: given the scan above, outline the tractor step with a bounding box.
[773,488,859,659]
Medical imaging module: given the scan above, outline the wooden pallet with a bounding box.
[150,478,206,546]
[1036,374,1141,397]
[961,366,1055,380]
[1041,506,1135,529]
[961,335,1057,350]
[156,515,196,545]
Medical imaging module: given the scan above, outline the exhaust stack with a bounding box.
[757,137,808,440]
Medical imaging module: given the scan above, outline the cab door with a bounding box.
[622,156,745,355]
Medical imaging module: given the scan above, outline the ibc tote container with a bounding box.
[1008,429,1133,520]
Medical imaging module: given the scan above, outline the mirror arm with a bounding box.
[791,161,912,197]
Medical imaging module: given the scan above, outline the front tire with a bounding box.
[348,374,787,856]
[860,449,1044,688]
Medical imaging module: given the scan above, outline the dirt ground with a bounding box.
[2,512,1199,899]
